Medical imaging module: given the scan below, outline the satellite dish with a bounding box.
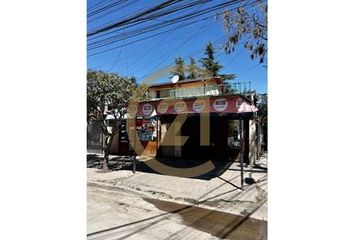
[171,75,179,84]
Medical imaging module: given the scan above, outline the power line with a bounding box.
[88,0,141,24]
[87,0,114,11]
[87,0,184,37]
[118,30,174,73]
[87,0,254,53]
[88,0,240,41]
[237,62,261,77]
[88,0,127,17]
[87,0,260,81]
[132,19,214,75]
[106,39,123,72]
[87,0,206,35]
[137,35,226,82]
[87,0,211,43]
[223,37,253,68]
[95,21,219,75]
[88,15,212,57]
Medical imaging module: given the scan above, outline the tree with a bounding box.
[199,42,223,77]
[255,93,267,151]
[186,57,198,79]
[221,0,267,64]
[131,83,149,101]
[171,57,186,80]
[198,42,235,81]
[87,70,138,171]
[171,44,236,81]
[219,73,236,81]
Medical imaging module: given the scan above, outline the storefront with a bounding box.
[124,94,257,163]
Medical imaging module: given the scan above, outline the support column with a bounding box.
[240,119,244,190]
[249,119,257,166]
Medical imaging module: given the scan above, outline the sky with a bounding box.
[87,0,267,93]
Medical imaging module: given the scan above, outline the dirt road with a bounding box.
[87,184,267,240]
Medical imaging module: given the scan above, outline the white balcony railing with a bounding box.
[170,82,251,99]
[146,82,251,100]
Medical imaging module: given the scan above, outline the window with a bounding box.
[157,89,171,98]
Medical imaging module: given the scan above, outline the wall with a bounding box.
[147,78,220,99]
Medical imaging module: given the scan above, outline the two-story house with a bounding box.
[122,77,258,165]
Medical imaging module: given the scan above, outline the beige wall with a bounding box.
[148,79,220,92]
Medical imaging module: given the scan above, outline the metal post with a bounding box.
[132,116,137,174]
[133,154,136,174]
[240,119,244,190]
[156,116,159,149]
[256,122,259,160]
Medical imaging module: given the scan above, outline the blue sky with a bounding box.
[87,0,267,93]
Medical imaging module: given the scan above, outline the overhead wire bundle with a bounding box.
[87,0,253,56]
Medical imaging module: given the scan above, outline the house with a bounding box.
[121,77,259,165]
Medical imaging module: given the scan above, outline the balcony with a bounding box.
[146,81,251,100]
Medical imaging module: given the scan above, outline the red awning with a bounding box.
[128,95,257,117]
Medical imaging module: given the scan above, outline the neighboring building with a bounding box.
[121,77,259,165]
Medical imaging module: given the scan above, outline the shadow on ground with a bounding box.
[87,153,267,181]
[87,154,241,180]
[87,196,267,240]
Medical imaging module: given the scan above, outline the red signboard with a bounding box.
[128,95,257,117]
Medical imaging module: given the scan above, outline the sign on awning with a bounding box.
[128,95,257,117]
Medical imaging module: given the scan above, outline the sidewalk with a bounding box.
[87,154,268,221]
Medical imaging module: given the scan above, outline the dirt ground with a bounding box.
[87,154,267,239]
[88,185,220,239]
[87,184,266,240]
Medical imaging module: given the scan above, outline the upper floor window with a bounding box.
[157,89,171,98]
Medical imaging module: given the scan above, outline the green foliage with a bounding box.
[256,93,267,124]
[171,57,186,80]
[199,42,223,77]
[186,57,197,79]
[256,93,267,151]
[222,0,267,64]
[171,43,235,81]
[219,73,236,81]
[131,84,149,102]
[223,82,234,94]
[87,70,138,170]
[87,70,138,125]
